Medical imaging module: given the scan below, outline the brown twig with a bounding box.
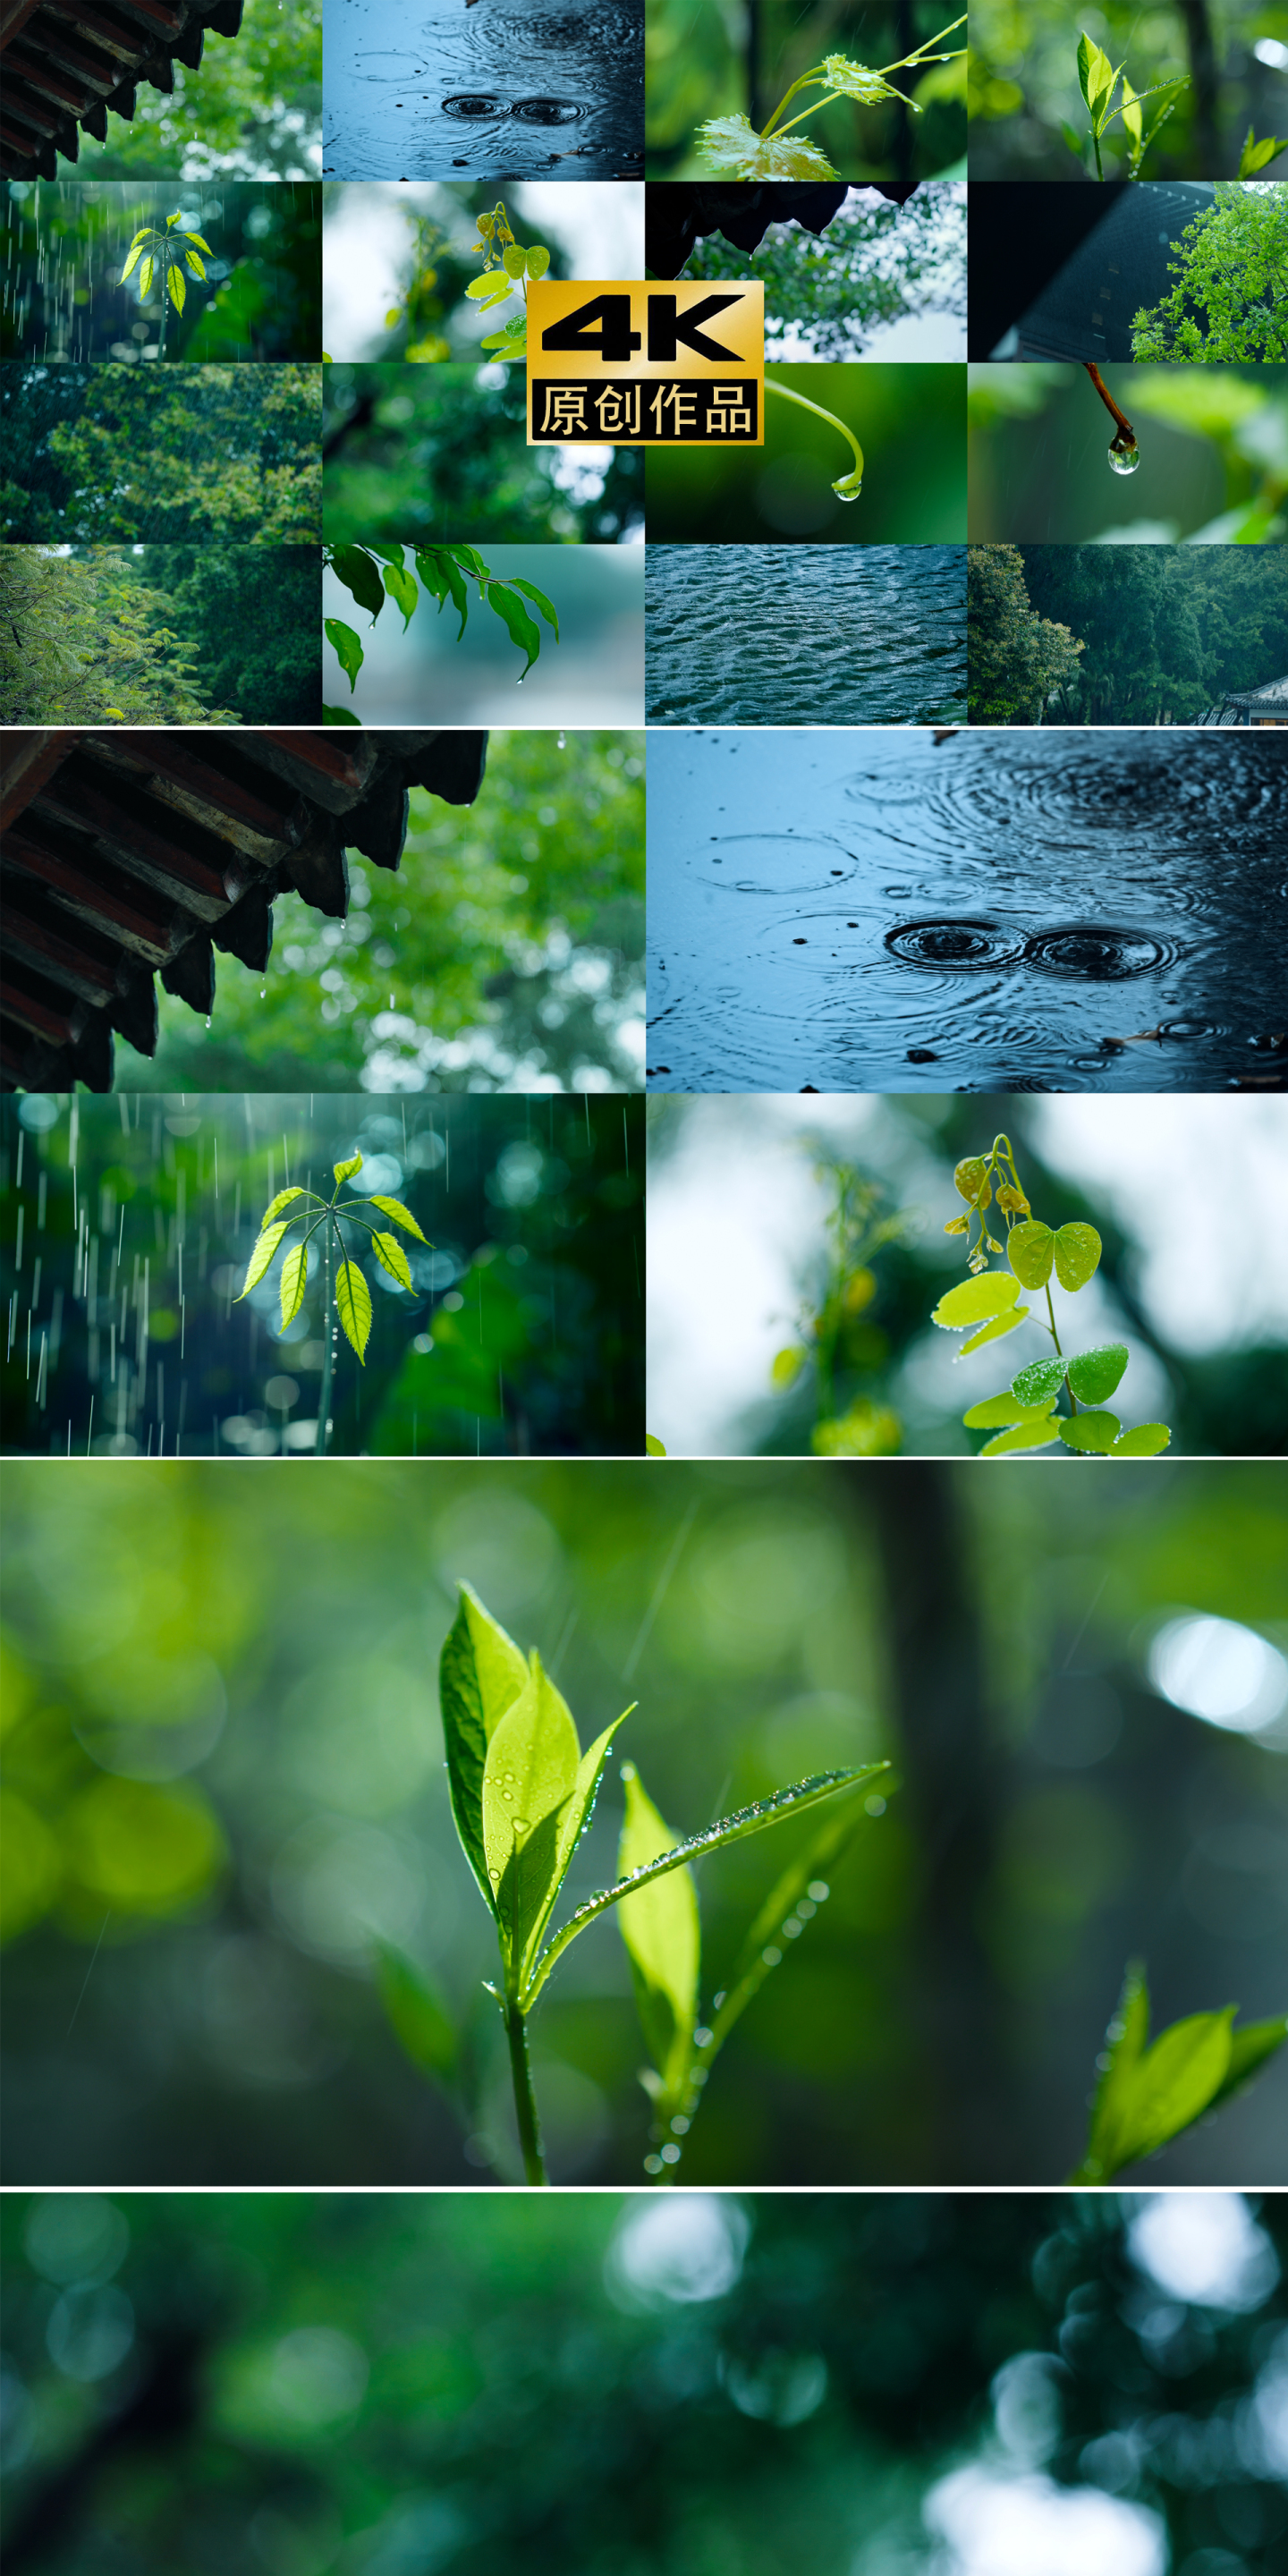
[1084,362,1136,446]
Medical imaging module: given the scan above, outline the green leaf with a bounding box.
[334,1152,363,1182]
[383,559,419,631]
[1059,1411,1122,1453]
[527,1762,891,2001]
[323,704,362,725]
[439,1584,531,1917]
[1238,127,1288,176]
[1066,1343,1128,1404]
[330,544,386,622]
[120,241,146,283]
[279,1241,308,1332]
[962,1390,1058,1428]
[979,1417,1064,1456]
[502,243,527,277]
[417,548,470,639]
[616,1763,699,2103]
[1053,1222,1101,1291]
[957,1307,1028,1358]
[165,208,182,227]
[1061,116,1086,157]
[1011,1353,1069,1408]
[183,230,214,254]
[485,581,542,679]
[465,273,513,301]
[1110,1422,1172,1457]
[325,617,363,694]
[445,544,489,578]
[931,1273,1021,1329]
[1076,30,1114,112]
[366,1194,428,1243]
[374,1942,458,2080]
[139,256,154,301]
[1006,1219,1054,1288]
[166,264,185,313]
[771,1347,807,1388]
[261,1186,306,1224]
[1105,2008,1235,2171]
[184,248,206,280]
[370,1230,413,1292]
[513,1709,630,1981]
[708,1784,885,2064]
[525,244,551,279]
[1208,2015,1288,2114]
[1076,1959,1150,2182]
[645,1434,667,1456]
[366,543,409,567]
[483,1657,581,1971]
[235,1220,289,1298]
[335,1258,372,1363]
[504,577,560,641]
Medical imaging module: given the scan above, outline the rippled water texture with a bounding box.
[646,730,1288,1092]
[645,547,967,726]
[324,0,642,177]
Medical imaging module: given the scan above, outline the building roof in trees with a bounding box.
[0,0,245,181]
[1220,675,1288,712]
[0,727,487,1091]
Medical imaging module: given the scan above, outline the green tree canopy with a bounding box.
[1131,182,1288,359]
[0,545,238,721]
[1017,545,1288,721]
[2,366,320,544]
[966,543,1084,721]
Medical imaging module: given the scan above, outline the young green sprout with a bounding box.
[766,377,864,500]
[1066,33,1188,180]
[432,1584,893,2183]
[236,1150,428,1453]
[697,16,966,178]
[1071,1962,1287,2181]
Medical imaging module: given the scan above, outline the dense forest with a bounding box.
[323,366,642,547]
[0,545,321,723]
[1,366,321,544]
[968,545,1288,724]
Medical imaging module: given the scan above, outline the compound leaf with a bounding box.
[1011,1353,1069,1408]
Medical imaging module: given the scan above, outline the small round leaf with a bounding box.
[771,1347,806,1389]
[1007,1219,1055,1289]
[1110,1422,1172,1457]
[1067,1343,1128,1404]
[1058,1411,1122,1453]
[953,1156,989,1205]
[1010,1354,1068,1408]
[1054,1222,1102,1291]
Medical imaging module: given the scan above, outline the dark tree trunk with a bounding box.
[1178,0,1219,172]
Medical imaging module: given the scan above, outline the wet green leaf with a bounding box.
[953,1156,989,1205]
[383,560,419,631]
[121,241,146,283]
[616,1762,699,2101]
[505,578,560,641]
[440,1585,530,1916]
[1103,2008,1235,2172]
[486,582,542,679]
[957,1307,1029,1357]
[1075,1959,1150,2181]
[260,1187,305,1225]
[931,1273,1021,1328]
[1110,1422,1172,1457]
[502,244,527,276]
[325,618,363,693]
[1067,1343,1129,1404]
[979,1417,1064,1456]
[1208,2014,1288,2113]
[166,264,186,314]
[1059,1411,1122,1453]
[235,1220,289,1298]
[1054,1222,1102,1291]
[483,1659,580,1971]
[334,1153,363,1182]
[1010,1354,1069,1408]
[962,1390,1058,1428]
[330,544,386,621]
[335,1258,372,1363]
[1006,1219,1055,1288]
[367,1194,428,1243]
[323,704,362,726]
[371,1231,412,1292]
[374,1942,458,2079]
[279,1241,308,1331]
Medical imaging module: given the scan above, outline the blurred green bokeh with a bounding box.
[322,367,643,549]
[4,2188,1288,2576]
[968,361,1288,543]
[2,1457,1284,2183]
[648,365,966,543]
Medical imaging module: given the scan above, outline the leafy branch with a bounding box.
[323,539,560,725]
[462,201,552,361]
[391,1584,890,2183]
[696,14,966,177]
[119,208,214,360]
[1071,1962,1286,2181]
[1065,33,1188,179]
[934,1133,1172,1457]
[235,1149,428,1453]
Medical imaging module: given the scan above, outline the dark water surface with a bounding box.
[646,730,1288,1093]
[323,0,642,178]
[645,547,967,726]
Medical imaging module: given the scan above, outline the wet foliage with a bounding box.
[970,546,1288,724]
[1,364,321,544]
[969,0,1288,178]
[1,182,322,364]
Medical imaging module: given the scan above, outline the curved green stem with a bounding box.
[766,377,864,498]
[505,2003,548,2185]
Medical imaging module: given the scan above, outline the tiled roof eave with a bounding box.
[0,0,246,180]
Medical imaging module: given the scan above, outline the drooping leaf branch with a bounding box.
[1071,1962,1286,2182]
[696,15,966,177]
[235,1149,428,1453]
[323,540,560,724]
[934,1133,1172,1457]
